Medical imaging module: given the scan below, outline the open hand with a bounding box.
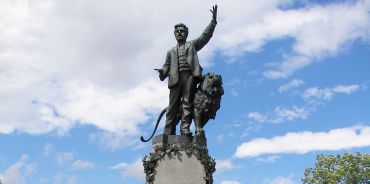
[210,4,217,22]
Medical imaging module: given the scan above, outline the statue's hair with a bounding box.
[174,23,188,33]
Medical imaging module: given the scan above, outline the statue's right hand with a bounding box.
[156,69,166,81]
[159,74,166,81]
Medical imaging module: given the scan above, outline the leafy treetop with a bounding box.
[302,152,370,184]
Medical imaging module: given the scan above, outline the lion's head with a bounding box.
[194,72,224,122]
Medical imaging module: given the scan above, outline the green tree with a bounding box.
[302,153,370,184]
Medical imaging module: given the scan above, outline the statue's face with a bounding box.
[174,27,188,42]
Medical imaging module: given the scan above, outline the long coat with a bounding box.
[162,20,217,88]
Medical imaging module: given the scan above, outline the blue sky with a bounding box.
[0,0,369,184]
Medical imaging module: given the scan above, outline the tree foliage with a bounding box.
[302,153,370,184]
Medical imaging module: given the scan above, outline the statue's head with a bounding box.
[174,23,188,43]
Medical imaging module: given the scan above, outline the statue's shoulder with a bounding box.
[165,48,174,56]
[186,42,192,48]
[188,40,195,45]
[187,41,197,50]
[169,46,176,53]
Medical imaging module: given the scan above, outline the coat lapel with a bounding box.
[185,42,191,52]
[171,46,177,55]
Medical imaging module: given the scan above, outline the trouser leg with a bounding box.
[164,85,181,135]
[180,72,195,135]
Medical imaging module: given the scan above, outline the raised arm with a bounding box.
[192,5,218,51]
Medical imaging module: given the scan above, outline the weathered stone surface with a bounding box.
[143,135,215,184]
[153,151,206,184]
[152,134,207,147]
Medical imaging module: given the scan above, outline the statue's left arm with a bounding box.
[192,5,217,52]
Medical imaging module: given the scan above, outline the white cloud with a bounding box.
[230,88,239,96]
[303,84,360,101]
[42,143,54,157]
[220,180,241,184]
[47,79,167,135]
[0,0,175,138]
[1,0,369,140]
[235,125,370,158]
[302,87,333,101]
[0,78,167,136]
[248,83,359,125]
[111,159,144,180]
[259,1,370,78]
[89,131,142,150]
[70,160,95,171]
[264,56,310,79]
[55,152,74,166]
[42,144,96,171]
[216,159,236,172]
[266,176,295,184]
[1,155,36,184]
[256,155,281,163]
[273,106,310,122]
[248,106,311,123]
[278,79,304,93]
[241,123,263,138]
[42,144,74,166]
[247,112,269,123]
[333,85,360,94]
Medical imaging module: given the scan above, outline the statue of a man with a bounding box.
[157,5,218,136]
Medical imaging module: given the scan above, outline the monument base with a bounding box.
[143,134,216,184]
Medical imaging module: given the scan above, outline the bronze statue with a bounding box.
[159,5,218,136]
[141,5,222,142]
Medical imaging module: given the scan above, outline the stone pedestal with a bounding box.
[143,134,215,184]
